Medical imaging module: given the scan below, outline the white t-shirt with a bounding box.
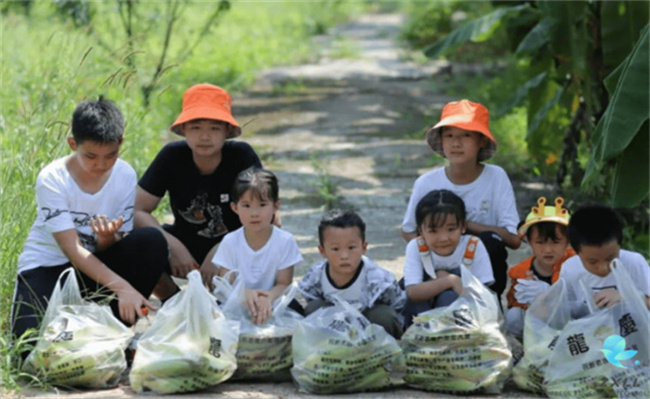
[18,157,136,273]
[212,226,303,291]
[321,261,368,310]
[559,250,650,305]
[402,164,519,235]
[403,235,494,287]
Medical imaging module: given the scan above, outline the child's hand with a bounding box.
[594,289,621,308]
[514,279,550,304]
[168,239,199,278]
[90,215,123,249]
[436,270,462,295]
[116,287,156,325]
[445,274,463,295]
[199,263,219,290]
[244,289,272,325]
[253,294,272,325]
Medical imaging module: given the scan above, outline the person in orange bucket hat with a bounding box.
[135,83,262,287]
[401,99,521,303]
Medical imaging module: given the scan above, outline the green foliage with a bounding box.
[399,0,512,62]
[587,26,649,207]
[309,155,342,211]
[423,3,529,60]
[0,329,42,393]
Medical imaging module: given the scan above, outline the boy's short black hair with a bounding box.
[526,221,568,242]
[568,204,623,252]
[71,96,124,144]
[318,209,366,246]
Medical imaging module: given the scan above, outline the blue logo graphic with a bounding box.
[601,335,639,368]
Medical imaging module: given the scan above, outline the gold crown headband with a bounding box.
[518,196,570,238]
[530,197,569,219]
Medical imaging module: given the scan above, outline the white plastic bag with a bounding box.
[212,270,238,304]
[543,260,650,399]
[291,297,406,394]
[222,279,302,381]
[23,268,133,389]
[513,279,573,393]
[129,270,240,394]
[401,267,512,394]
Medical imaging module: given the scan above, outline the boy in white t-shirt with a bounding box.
[402,100,520,299]
[560,204,650,316]
[298,209,405,339]
[11,97,179,343]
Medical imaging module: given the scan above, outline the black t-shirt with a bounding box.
[138,140,262,245]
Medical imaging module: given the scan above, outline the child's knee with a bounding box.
[364,305,402,339]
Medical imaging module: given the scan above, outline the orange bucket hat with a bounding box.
[170,83,241,138]
[425,99,497,162]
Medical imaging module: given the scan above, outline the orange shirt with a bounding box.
[506,248,576,309]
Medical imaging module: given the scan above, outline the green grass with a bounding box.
[309,154,342,211]
[0,1,366,391]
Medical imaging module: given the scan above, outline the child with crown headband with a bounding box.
[134,84,263,288]
[504,197,575,338]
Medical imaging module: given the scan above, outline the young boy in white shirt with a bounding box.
[299,209,405,339]
[12,97,178,343]
[560,204,650,316]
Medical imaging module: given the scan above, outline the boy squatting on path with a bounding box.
[504,197,576,338]
[401,189,494,329]
[298,209,406,339]
[134,84,263,287]
[11,97,178,343]
[560,204,650,316]
[402,100,521,300]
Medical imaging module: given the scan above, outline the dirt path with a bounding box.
[20,12,541,399]
[238,13,535,281]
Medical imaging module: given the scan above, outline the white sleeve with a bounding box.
[277,233,303,270]
[627,252,650,297]
[212,234,238,271]
[470,240,495,286]
[116,163,136,232]
[403,239,424,287]
[402,179,424,233]
[36,171,76,234]
[495,168,519,234]
[558,256,582,302]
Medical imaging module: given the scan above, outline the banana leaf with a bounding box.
[424,4,529,59]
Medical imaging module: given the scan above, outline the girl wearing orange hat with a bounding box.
[134,84,262,287]
[401,99,521,301]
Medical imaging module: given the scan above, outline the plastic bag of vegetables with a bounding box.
[401,266,512,394]
[543,260,650,399]
[512,279,573,393]
[23,268,133,389]
[291,297,406,394]
[222,279,302,381]
[129,270,240,394]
